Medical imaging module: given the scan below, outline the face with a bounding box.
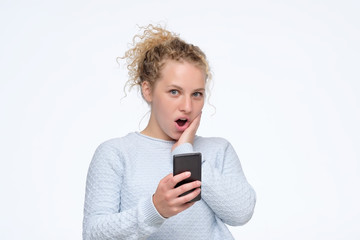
[142,60,206,141]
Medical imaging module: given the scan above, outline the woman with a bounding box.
[83,25,256,239]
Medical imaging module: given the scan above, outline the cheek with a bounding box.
[196,100,205,111]
[155,101,172,120]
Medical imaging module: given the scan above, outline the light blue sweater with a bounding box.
[83,132,256,239]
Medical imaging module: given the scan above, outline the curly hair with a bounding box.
[119,24,212,94]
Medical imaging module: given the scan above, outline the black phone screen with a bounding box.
[173,152,202,202]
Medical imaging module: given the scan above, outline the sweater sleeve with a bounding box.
[82,142,166,240]
[172,140,256,226]
[201,141,256,226]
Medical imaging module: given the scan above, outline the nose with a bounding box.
[179,96,192,113]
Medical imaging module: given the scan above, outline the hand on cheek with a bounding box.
[172,112,202,151]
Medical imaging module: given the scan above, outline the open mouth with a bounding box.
[176,118,188,127]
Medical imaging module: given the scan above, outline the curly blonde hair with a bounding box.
[119,24,211,94]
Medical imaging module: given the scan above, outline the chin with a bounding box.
[168,132,181,141]
[170,136,180,141]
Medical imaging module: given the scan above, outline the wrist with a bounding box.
[152,194,168,219]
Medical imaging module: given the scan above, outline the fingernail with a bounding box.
[186,171,191,176]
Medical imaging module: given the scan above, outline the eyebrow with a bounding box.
[168,84,205,92]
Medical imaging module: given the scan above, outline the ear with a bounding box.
[141,81,152,103]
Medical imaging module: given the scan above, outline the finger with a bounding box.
[169,171,191,188]
[161,173,174,184]
[177,201,196,212]
[174,187,201,205]
[187,112,202,132]
[172,180,201,198]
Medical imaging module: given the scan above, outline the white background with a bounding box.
[1,0,359,239]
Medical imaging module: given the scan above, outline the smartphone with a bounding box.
[173,152,202,202]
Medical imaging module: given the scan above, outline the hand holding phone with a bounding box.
[173,152,202,202]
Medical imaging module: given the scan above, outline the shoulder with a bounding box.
[194,136,240,165]
[94,132,138,154]
[89,133,139,169]
[194,136,231,150]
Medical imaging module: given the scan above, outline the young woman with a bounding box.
[83,25,256,239]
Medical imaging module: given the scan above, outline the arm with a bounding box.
[201,141,256,226]
[172,141,256,226]
[82,142,165,240]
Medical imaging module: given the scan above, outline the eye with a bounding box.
[169,89,179,95]
[193,92,203,98]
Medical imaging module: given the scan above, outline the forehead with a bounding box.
[156,60,206,89]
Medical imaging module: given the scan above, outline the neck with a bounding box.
[140,113,173,141]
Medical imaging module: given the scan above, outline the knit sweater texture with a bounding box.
[83,132,256,239]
